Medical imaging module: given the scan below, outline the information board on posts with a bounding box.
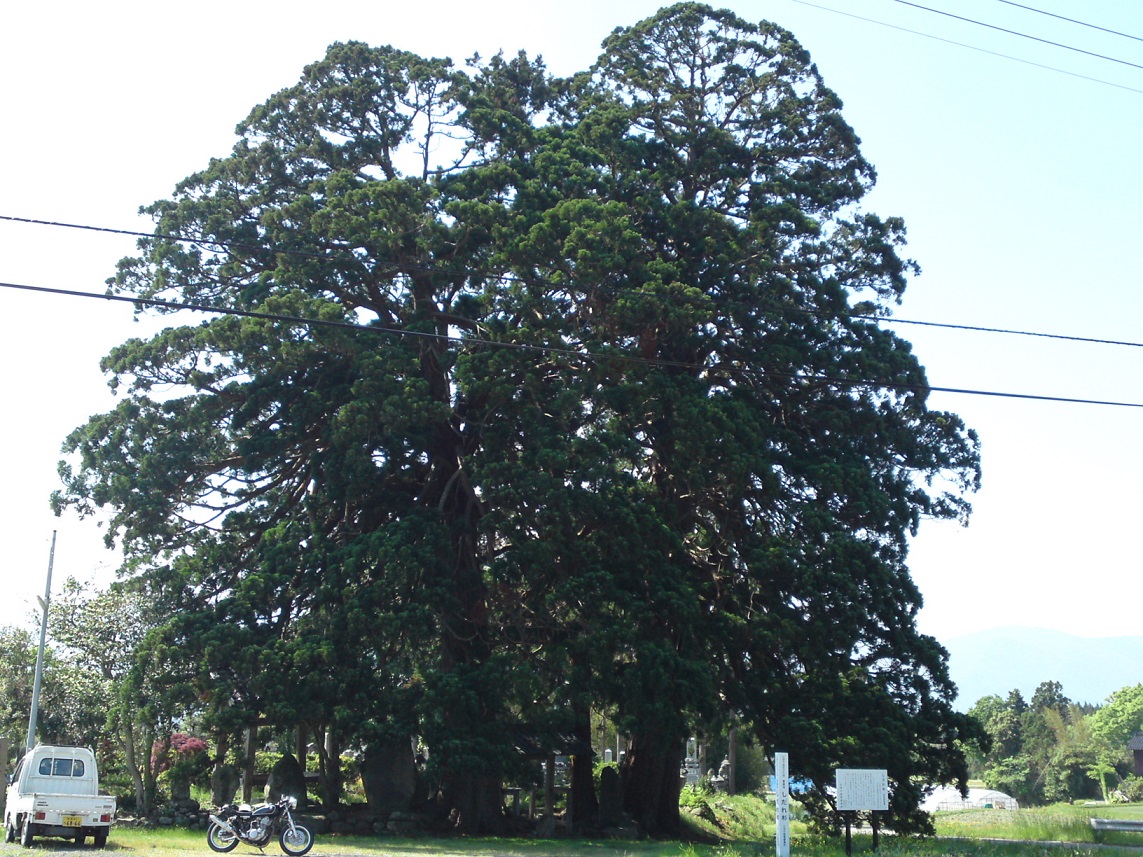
[835,769,888,812]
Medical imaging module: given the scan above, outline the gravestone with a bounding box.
[211,763,241,807]
[169,770,192,802]
[266,753,307,803]
[361,739,417,820]
[598,765,623,827]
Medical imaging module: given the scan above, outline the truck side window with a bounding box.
[72,760,85,777]
[38,759,52,775]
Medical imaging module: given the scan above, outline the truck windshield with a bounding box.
[37,758,85,777]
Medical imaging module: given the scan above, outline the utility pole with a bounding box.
[26,530,56,752]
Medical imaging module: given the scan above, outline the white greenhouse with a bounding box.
[921,786,1020,812]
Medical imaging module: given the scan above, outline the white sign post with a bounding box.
[775,752,790,857]
[836,769,888,855]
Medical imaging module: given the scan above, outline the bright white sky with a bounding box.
[2,0,1141,646]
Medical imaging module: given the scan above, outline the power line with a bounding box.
[0,214,149,241]
[864,316,1143,350]
[890,0,1143,72]
[4,212,1142,352]
[0,280,693,370]
[3,278,1142,409]
[988,0,1143,44]
[786,0,1143,95]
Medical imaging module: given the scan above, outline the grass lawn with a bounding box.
[0,835,1115,857]
[7,799,1143,857]
[0,824,1133,857]
[934,801,1143,847]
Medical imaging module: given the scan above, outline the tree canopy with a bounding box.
[54,3,981,835]
[967,682,1124,806]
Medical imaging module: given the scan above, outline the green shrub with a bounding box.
[1120,776,1143,802]
[732,740,771,795]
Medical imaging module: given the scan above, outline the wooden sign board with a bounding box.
[836,768,888,811]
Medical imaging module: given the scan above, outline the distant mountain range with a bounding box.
[942,627,1143,711]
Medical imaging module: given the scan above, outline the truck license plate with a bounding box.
[62,816,83,827]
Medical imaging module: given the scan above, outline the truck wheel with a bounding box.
[4,818,15,844]
[94,830,108,848]
[19,816,33,848]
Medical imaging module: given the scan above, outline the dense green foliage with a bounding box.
[47,2,981,837]
[0,588,150,767]
[1089,685,1143,749]
[0,626,40,753]
[967,680,1130,805]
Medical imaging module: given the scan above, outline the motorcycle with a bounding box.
[207,795,313,856]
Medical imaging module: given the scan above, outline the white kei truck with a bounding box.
[4,745,116,847]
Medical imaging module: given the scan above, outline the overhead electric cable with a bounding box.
[787,0,1143,95]
[5,213,1143,350]
[0,213,330,262]
[0,280,690,370]
[988,0,1143,44]
[890,0,1143,71]
[854,316,1143,349]
[3,279,1142,409]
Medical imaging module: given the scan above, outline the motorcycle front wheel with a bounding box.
[207,822,240,853]
[279,824,313,856]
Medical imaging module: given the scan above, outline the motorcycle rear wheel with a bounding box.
[207,822,240,853]
[279,824,313,856]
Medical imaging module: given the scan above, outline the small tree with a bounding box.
[1090,684,1143,750]
[49,576,177,814]
[0,626,39,755]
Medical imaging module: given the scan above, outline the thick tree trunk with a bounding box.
[570,714,599,827]
[311,724,343,810]
[411,293,506,834]
[433,548,505,834]
[621,733,682,836]
[361,737,417,819]
[431,430,505,829]
[213,731,231,772]
[325,730,342,808]
[439,774,505,834]
[242,726,257,803]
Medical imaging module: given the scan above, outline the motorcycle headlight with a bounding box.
[286,796,297,809]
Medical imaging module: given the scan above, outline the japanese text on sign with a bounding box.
[836,769,888,811]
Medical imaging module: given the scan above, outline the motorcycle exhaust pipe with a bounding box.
[208,815,237,835]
